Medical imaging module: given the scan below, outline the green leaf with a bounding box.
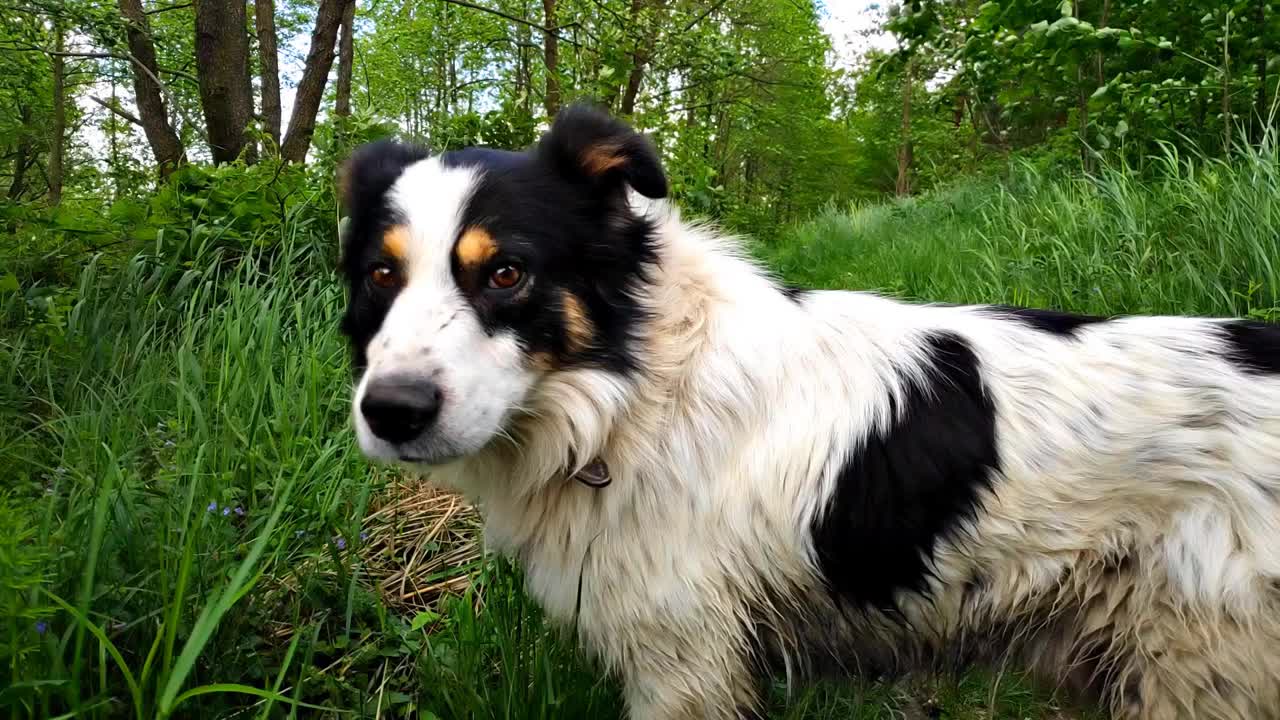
[1090,84,1109,99]
[1047,16,1079,35]
[0,273,18,294]
[158,472,298,716]
[170,683,347,714]
[410,610,441,631]
[42,589,144,720]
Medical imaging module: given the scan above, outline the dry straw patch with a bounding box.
[361,476,483,613]
[258,475,482,636]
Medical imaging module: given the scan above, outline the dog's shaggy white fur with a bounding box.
[340,107,1280,720]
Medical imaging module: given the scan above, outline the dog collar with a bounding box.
[572,458,611,488]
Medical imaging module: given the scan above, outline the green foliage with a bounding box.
[350,0,863,231]
[414,559,624,719]
[145,160,326,259]
[885,0,1280,170]
[0,190,372,716]
[758,141,1280,322]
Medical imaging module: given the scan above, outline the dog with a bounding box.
[337,105,1280,719]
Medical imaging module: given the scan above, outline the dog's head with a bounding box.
[337,105,667,465]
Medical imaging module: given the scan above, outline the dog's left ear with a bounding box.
[537,104,668,199]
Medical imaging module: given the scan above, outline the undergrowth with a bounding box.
[757,142,1280,322]
[5,141,1279,718]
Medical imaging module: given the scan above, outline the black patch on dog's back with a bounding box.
[811,333,998,612]
[779,283,809,304]
[984,305,1108,337]
[1221,320,1280,374]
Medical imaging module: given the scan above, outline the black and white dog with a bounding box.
[338,105,1280,719]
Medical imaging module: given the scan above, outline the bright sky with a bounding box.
[819,0,896,71]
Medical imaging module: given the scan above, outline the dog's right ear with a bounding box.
[536,104,668,199]
[337,139,430,216]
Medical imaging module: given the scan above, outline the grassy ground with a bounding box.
[4,144,1279,718]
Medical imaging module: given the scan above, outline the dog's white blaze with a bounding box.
[353,158,537,463]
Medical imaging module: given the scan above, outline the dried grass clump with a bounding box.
[361,476,482,614]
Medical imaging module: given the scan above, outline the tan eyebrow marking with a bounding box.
[562,290,594,354]
[455,227,499,268]
[382,225,410,261]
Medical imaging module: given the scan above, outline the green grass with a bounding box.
[758,143,1280,321]
[4,141,1279,718]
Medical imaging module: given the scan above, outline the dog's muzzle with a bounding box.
[359,372,443,445]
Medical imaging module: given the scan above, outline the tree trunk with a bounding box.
[119,0,186,177]
[619,0,665,115]
[280,0,345,163]
[1077,62,1091,169]
[1223,11,1232,152]
[895,57,914,197]
[1073,0,1093,171]
[1093,0,1111,163]
[619,51,649,116]
[254,0,281,146]
[1255,0,1268,142]
[195,0,254,164]
[335,0,356,117]
[516,1,532,114]
[1096,0,1111,88]
[108,79,121,199]
[541,0,560,117]
[49,25,66,205]
[7,107,32,201]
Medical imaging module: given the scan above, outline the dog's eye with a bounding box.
[369,263,400,289]
[488,263,524,290]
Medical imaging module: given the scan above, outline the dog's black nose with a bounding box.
[360,375,443,444]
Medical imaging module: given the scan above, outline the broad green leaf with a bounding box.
[410,610,441,631]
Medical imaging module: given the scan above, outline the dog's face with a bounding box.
[338,106,667,465]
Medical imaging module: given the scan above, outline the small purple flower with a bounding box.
[222,507,231,516]
[360,531,368,542]
[233,506,245,516]
[34,621,47,635]
[207,501,218,513]
[335,537,347,550]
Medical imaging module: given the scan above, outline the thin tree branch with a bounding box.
[145,1,192,13]
[437,0,580,46]
[0,44,198,83]
[0,45,116,60]
[679,0,729,33]
[90,96,143,126]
